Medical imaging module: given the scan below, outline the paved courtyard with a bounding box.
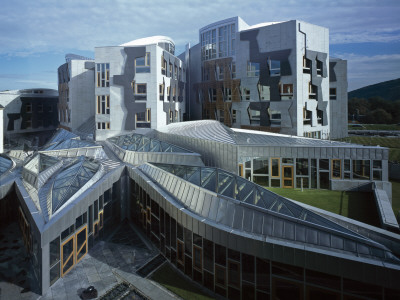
[0,221,178,300]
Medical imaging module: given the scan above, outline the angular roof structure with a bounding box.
[24,153,60,175]
[45,128,79,146]
[51,156,100,214]
[108,133,192,153]
[139,162,400,265]
[44,138,98,151]
[0,155,12,176]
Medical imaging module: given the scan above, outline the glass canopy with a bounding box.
[44,139,96,151]
[24,153,59,174]
[0,155,12,176]
[108,133,191,153]
[51,156,99,214]
[153,163,362,238]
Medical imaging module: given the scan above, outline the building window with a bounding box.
[280,84,293,100]
[193,245,202,271]
[135,83,147,101]
[215,265,226,288]
[169,110,173,123]
[97,122,110,130]
[316,59,323,76]
[174,65,178,80]
[177,240,184,264]
[271,158,280,177]
[269,109,281,126]
[26,103,32,113]
[317,109,323,125]
[247,61,260,77]
[353,160,370,180]
[330,88,337,100]
[223,87,232,102]
[309,82,317,99]
[231,62,236,78]
[248,108,260,125]
[135,52,150,73]
[303,107,312,125]
[232,109,237,123]
[209,88,217,102]
[37,103,43,112]
[136,109,151,128]
[175,110,178,122]
[97,95,110,114]
[169,63,173,77]
[96,63,110,87]
[268,58,280,76]
[373,160,382,180]
[201,29,216,60]
[167,86,171,101]
[242,88,250,101]
[161,55,167,75]
[303,56,311,74]
[331,159,341,179]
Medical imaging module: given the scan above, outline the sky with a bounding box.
[0,0,399,92]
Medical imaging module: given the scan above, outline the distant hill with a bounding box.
[348,78,400,102]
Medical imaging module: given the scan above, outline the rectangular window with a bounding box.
[330,88,337,100]
[136,83,146,94]
[242,88,250,101]
[223,87,232,102]
[135,52,150,73]
[280,83,293,100]
[209,88,217,102]
[316,59,323,76]
[136,109,151,128]
[303,56,311,73]
[271,158,280,177]
[309,82,317,99]
[269,58,280,76]
[96,63,110,87]
[159,83,164,95]
[37,103,43,112]
[353,160,371,180]
[247,61,260,77]
[26,103,32,113]
[177,240,184,264]
[270,110,281,126]
[97,95,110,114]
[174,65,177,80]
[215,265,226,288]
[332,159,341,179]
[193,245,202,270]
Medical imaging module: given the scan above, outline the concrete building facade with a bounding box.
[186,17,347,140]
[57,54,96,135]
[94,36,186,141]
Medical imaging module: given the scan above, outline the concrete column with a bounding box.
[0,105,4,153]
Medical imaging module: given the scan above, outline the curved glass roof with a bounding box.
[44,138,97,151]
[153,163,363,238]
[108,133,191,153]
[51,156,99,214]
[0,155,12,176]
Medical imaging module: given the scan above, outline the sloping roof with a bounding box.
[24,153,60,175]
[45,129,79,146]
[120,36,174,47]
[156,120,382,148]
[139,162,400,265]
[44,138,98,151]
[108,133,192,153]
[51,156,99,214]
[0,155,13,176]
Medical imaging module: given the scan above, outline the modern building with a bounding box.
[0,89,59,150]
[185,17,347,140]
[57,54,96,135]
[1,126,400,298]
[94,36,186,141]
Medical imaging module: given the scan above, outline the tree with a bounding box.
[365,108,392,124]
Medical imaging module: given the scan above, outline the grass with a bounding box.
[348,124,400,131]
[391,180,400,218]
[266,188,380,227]
[150,263,214,300]
[338,136,400,162]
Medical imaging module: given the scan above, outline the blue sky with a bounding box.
[0,0,399,92]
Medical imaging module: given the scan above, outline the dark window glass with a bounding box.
[61,225,74,240]
[177,240,184,263]
[193,246,202,270]
[344,159,351,171]
[151,199,159,217]
[311,159,317,188]
[159,208,165,236]
[242,253,255,282]
[215,285,226,297]
[185,255,192,277]
[89,205,93,233]
[296,159,309,175]
[215,265,226,287]
[306,269,340,291]
[242,281,255,300]
[203,239,214,272]
[228,260,240,288]
[171,249,176,264]
[271,179,280,187]
[75,212,87,229]
[99,195,104,210]
[184,228,192,255]
[49,237,60,267]
[193,269,202,284]
[253,158,268,174]
[193,233,202,247]
[274,278,302,299]
[165,213,171,247]
[215,244,226,266]
[228,249,240,261]
[256,258,270,292]
[353,160,370,180]
[271,159,279,177]
[228,287,241,300]
[373,160,382,169]
[272,262,303,281]
[253,176,269,187]
[306,286,339,300]
[204,271,214,291]
[171,218,176,249]
[50,262,60,285]
[319,159,329,171]
[94,200,99,221]
[343,278,382,299]
[319,172,330,189]
[282,158,293,164]
[177,223,183,240]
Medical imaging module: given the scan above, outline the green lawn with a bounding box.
[348,124,400,131]
[150,263,214,300]
[266,188,380,227]
[391,180,400,218]
[338,136,400,162]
